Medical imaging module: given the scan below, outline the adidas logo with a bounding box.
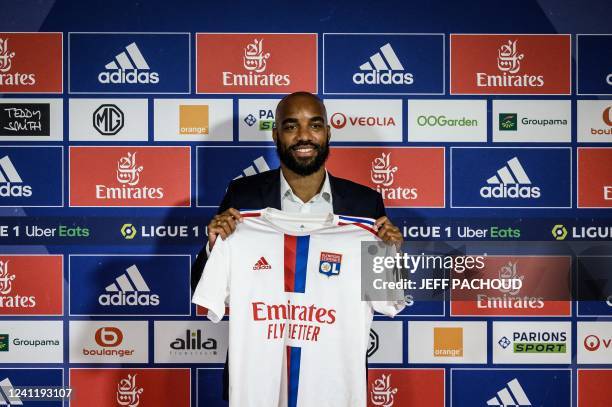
[98,264,160,307]
[253,256,271,270]
[0,377,23,405]
[98,42,160,85]
[0,155,32,198]
[352,43,414,85]
[234,156,271,180]
[480,157,541,199]
[486,378,532,406]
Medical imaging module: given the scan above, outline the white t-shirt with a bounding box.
[192,208,404,407]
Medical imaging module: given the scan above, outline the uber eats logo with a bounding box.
[499,113,517,131]
[498,331,567,353]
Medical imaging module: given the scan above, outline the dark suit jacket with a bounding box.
[190,168,387,401]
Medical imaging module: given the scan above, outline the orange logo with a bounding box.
[433,327,463,357]
[179,105,209,135]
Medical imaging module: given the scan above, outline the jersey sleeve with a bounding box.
[366,241,406,317]
[191,236,230,323]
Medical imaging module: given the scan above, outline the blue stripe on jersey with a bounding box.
[294,235,310,293]
[338,215,375,225]
[288,346,302,407]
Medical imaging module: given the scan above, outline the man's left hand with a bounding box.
[374,216,403,247]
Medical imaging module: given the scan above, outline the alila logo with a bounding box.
[170,329,218,352]
[99,264,160,307]
[98,42,159,85]
[480,157,541,199]
[0,260,36,308]
[477,40,544,88]
[95,152,164,200]
[353,43,413,86]
[330,112,396,130]
[486,378,532,406]
[0,155,32,198]
[370,152,417,200]
[223,38,290,87]
[0,38,36,86]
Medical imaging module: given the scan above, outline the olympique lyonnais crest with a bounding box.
[319,252,342,277]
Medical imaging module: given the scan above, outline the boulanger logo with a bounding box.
[116,374,143,407]
[223,38,289,87]
[552,224,567,240]
[0,155,31,198]
[480,157,540,199]
[99,265,160,307]
[98,42,159,85]
[93,104,124,136]
[486,378,532,407]
[353,43,413,86]
[95,326,123,347]
[370,152,417,200]
[179,105,209,135]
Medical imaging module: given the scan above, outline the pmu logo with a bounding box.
[98,42,159,85]
[0,155,31,197]
[330,112,396,129]
[99,264,160,307]
[353,43,413,85]
[370,152,417,200]
[480,157,540,199]
[223,38,289,87]
[93,104,124,135]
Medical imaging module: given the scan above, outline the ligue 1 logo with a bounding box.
[319,252,342,277]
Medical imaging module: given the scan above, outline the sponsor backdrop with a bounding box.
[0,0,611,406]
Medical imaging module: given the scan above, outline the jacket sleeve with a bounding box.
[191,181,236,294]
[374,191,387,219]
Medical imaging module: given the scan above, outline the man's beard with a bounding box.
[276,139,329,176]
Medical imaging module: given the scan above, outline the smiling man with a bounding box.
[191,91,403,400]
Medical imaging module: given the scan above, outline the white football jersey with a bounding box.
[192,208,405,407]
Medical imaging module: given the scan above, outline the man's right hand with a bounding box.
[208,208,243,250]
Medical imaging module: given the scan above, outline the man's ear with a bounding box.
[327,125,331,142]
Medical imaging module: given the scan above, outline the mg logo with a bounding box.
[93,104,124,135]
[95,326,123,347]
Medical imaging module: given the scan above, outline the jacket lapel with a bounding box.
[329,173,349,214]
[260,168,282,210]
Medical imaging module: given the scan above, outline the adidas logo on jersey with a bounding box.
[234,156,271,180]
[0,155,32,197]
[98,42,160,85]
[98,264,160,306]
[0,377,23,405]
[253,257,271,270]
[353,43,414,85]
[480,157,541,199]
[486,378,532,406]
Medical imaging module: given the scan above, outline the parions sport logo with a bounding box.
[69,146,191,207]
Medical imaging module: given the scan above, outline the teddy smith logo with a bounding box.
[252,300,336,342]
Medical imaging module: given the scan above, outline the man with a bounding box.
[191,91,403,400]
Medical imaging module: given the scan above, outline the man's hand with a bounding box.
[375,216,403,247]
[208,208,243,250]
